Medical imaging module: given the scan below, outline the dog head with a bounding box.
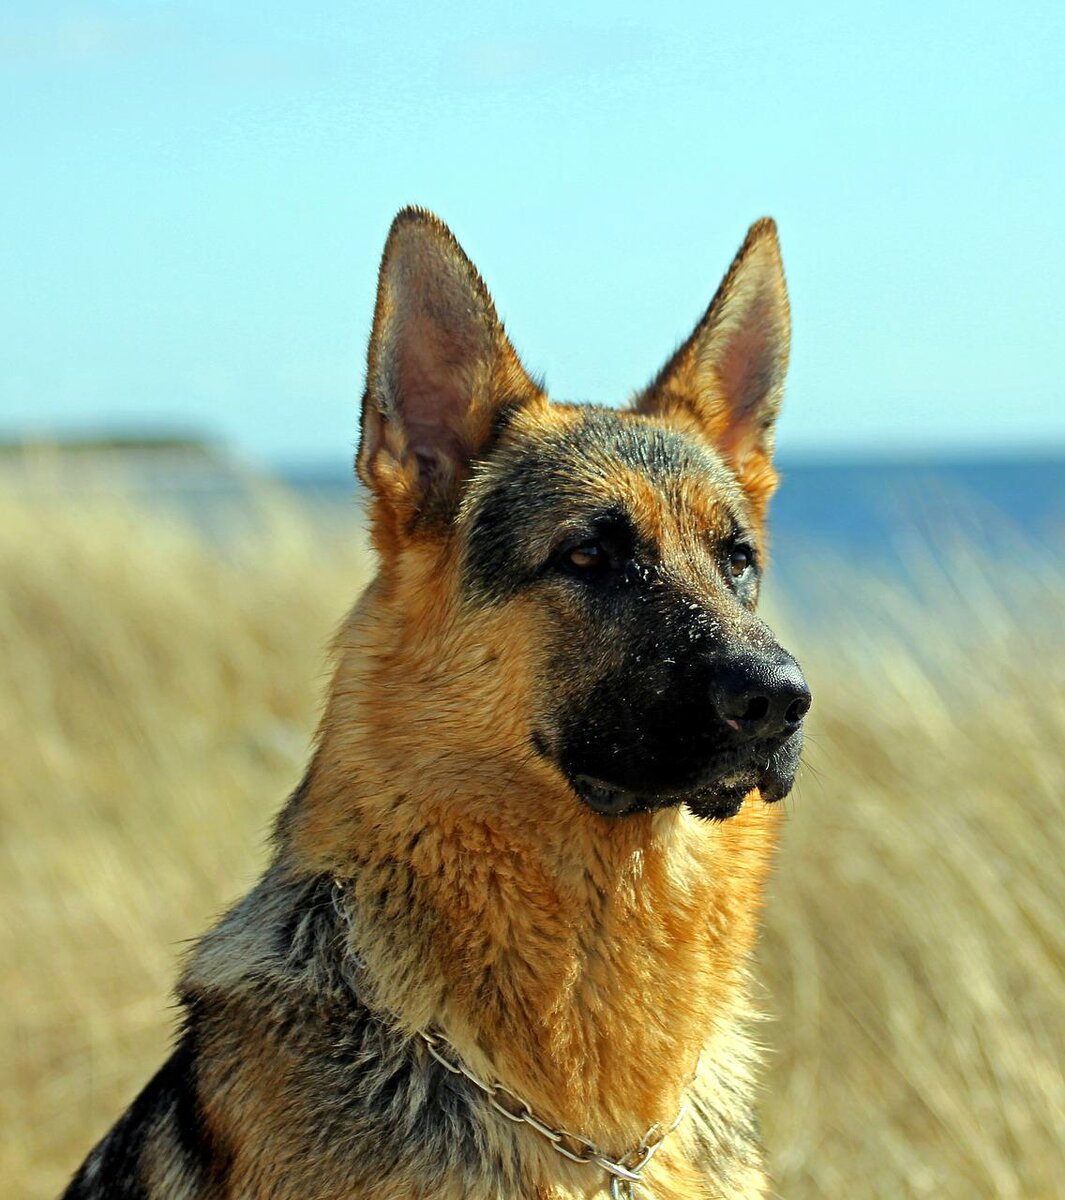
[354,208,808,822]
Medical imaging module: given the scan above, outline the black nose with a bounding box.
[712,651,811,742]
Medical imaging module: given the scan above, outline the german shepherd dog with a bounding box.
[64,209,810,1199]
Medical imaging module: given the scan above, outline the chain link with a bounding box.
[333,880,689,1196]
[420,1028,686,1195]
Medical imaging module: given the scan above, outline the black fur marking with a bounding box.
[166,1020,222,1180]
[61,1023,218,1199]
[237,911,517,1193]
[274,871,337,968]
[464,406,732,605]
[482,393,533,455]
[530,730,550,759]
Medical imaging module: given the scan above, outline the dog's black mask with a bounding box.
[549,555,810,822]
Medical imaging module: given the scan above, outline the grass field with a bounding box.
[2,488,1062,1199]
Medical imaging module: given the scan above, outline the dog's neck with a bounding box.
[283,574,780,1148]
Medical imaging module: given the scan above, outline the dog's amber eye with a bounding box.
[552,517,632,580]
[729,547,752,578]
[567,542,605,570]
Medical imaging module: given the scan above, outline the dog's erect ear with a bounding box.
[358,208,539,524]
[636,219,790,512]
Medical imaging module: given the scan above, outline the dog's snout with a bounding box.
[712,652,811,742]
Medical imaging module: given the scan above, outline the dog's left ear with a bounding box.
[636,219,790,513]
[358,207,539,527]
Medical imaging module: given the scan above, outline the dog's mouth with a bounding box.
[571,774,755,821]
[567,732,803,822]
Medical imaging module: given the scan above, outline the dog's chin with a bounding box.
[568,735,803,823]
[568,772,754,822]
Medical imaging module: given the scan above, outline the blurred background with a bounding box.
[2,3,1062,1197]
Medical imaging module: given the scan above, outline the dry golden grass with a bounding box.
[2,489,1062,1199]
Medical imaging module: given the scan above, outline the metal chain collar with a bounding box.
[419,1027,686,1199]
[331,880,688,1198]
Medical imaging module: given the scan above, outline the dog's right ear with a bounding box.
[357,208,540,529]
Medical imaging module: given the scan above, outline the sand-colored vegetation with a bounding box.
[3,489,1062,1198]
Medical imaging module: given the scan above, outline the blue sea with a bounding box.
[281,455,1064,597]
[23,448,1058,601]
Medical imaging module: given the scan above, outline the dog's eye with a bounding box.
[567,542,605,570]
[550,514,633,582]
[551,538,618,581]
[729,546,753,578]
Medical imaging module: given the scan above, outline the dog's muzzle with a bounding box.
[562,647,811,822]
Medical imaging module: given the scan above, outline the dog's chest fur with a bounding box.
[68,840,771,1200]
[206,806,772,1198]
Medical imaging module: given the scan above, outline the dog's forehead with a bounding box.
[465,403,752,552]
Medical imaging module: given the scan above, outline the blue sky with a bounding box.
[2,1,1062,466]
